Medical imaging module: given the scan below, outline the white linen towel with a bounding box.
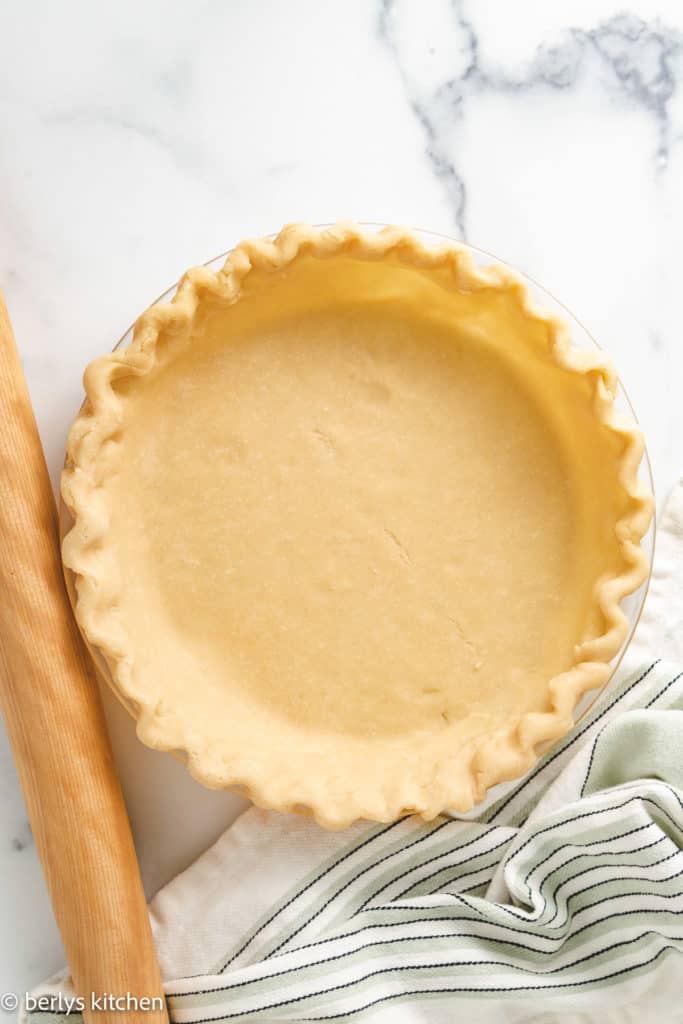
[25,479,683,1024]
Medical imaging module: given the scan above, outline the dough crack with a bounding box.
[383,527,414,567]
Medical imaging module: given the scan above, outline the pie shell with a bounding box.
[61,223,654,829]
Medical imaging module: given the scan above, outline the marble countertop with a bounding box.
[1,0,683,1008]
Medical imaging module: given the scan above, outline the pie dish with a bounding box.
[61,223,654,828]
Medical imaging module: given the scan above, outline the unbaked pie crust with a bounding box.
[62,223,653,828]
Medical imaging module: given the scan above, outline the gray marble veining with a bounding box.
[380,1,683,237]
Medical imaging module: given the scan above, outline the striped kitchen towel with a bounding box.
[25,481,683,1024]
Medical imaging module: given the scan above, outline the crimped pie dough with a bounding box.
[62,224,653,828]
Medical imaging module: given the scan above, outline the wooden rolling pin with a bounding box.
[0,292,168,1024]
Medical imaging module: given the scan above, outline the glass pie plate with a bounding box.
[59,225,656,812]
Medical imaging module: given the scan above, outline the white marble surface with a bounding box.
[1,0,683,1008]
